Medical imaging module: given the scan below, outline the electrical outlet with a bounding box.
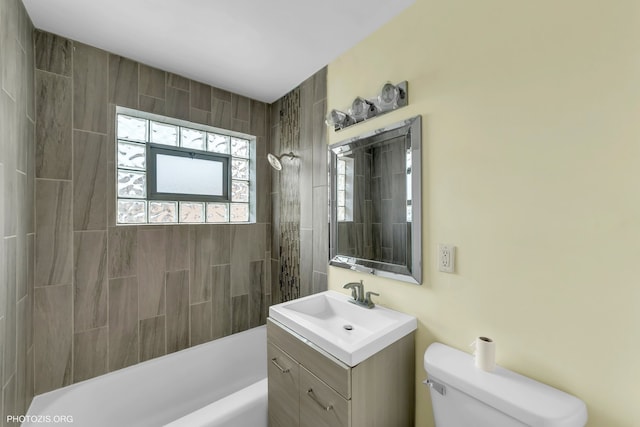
[438,244,455,273]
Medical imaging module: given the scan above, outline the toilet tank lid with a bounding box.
[424,343,587,427]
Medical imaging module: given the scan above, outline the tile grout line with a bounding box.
[106,59,113,372]
[70,39,76,385]
[34,68,72,79]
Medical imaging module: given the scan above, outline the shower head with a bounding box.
[267,152,297,171]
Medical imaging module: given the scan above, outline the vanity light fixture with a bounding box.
[326,81,409,131]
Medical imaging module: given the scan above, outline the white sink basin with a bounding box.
[269,290,417,366]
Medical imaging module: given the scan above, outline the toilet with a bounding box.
[423,343,587,426]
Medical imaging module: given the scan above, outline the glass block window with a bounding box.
[116,108,254,225]
[336,157,354,222]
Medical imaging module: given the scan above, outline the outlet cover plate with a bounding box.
[438,244,455,273]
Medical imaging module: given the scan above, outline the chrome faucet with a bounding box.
[343,280,379,309]
[343,280,364,301]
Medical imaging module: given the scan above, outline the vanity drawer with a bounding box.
[300,367,350,427]
[268,343,300,427]
[267,319,351,398]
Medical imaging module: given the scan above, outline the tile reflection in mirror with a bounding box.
[329,115,422,284]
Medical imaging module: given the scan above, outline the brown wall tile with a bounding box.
[109,55,138,108]
[312,186,328,274]
[139,65,165,99]
[73,327,108,382]
[232,94,250,121]
[211,264,230,339]
[2,375,15,427]
[312,272,327,294]
[34,31,72,75]
[0,316,4,391]
[271,259,280,304]
[210,225,231,265]
[249,260,265,327]
[4,237,16,385]
[25,348,33,415]
[73,43,108,133]
[210,98,231,129]
[230,226,250,297]
[250,100,267,137]
[312,99,327,187]
[300,229,312,297]
[34,285,72,395]
[73,131,107,230]
[2,24,19,100]
[15,296,28,415]
[190,81,211,111]
[166,87,189,120]
[299,78,313,151]
[140,316,166,362]
[35,71,72,179]
[231,294,248,334]
[230,118,249,134]
[167,73,189,91]
[166,270,189,353]
[138,95,165,115]
[313,67,327,104]
[299,149,313,229]
[165,226,189,271]
[190,107,209,125]
[35,180,72,287]
[137,228,166,319]
[108,226,137,279]
[190,302,212,346]
[16,191,27,300]
[189,225,212,303]
[108,277,138,371]
[26,132,35,236]
[212,87,231,103]
[74,231,107,331]
[26,235,34,348]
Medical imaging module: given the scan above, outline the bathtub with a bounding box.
[24,325,267,427]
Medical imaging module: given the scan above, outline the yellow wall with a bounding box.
[327,0,640,425]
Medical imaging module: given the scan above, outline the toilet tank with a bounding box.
[424,343,587,427]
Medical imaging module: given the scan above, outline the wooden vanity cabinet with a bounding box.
[267,319,415,427]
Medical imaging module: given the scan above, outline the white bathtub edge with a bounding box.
[163,378,268,427]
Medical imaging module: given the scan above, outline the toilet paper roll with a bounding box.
[473,337,496,372]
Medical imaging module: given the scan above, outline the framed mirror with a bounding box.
[329,115,422,284]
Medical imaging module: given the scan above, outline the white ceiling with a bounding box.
[22,0,414,103]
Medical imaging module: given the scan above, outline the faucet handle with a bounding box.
[365,291,379,307]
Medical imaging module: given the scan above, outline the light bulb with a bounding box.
[325,109,354,129]
[378,83,400,110]
[349,97,376,121]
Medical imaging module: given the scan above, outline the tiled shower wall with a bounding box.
[33,31,271,394]
[270,68,328,303]
[1,0,36,422]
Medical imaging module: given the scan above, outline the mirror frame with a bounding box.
[328,115,422,284]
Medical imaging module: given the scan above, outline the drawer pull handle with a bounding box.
[270,358,290,373]
[307,388,333,411]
